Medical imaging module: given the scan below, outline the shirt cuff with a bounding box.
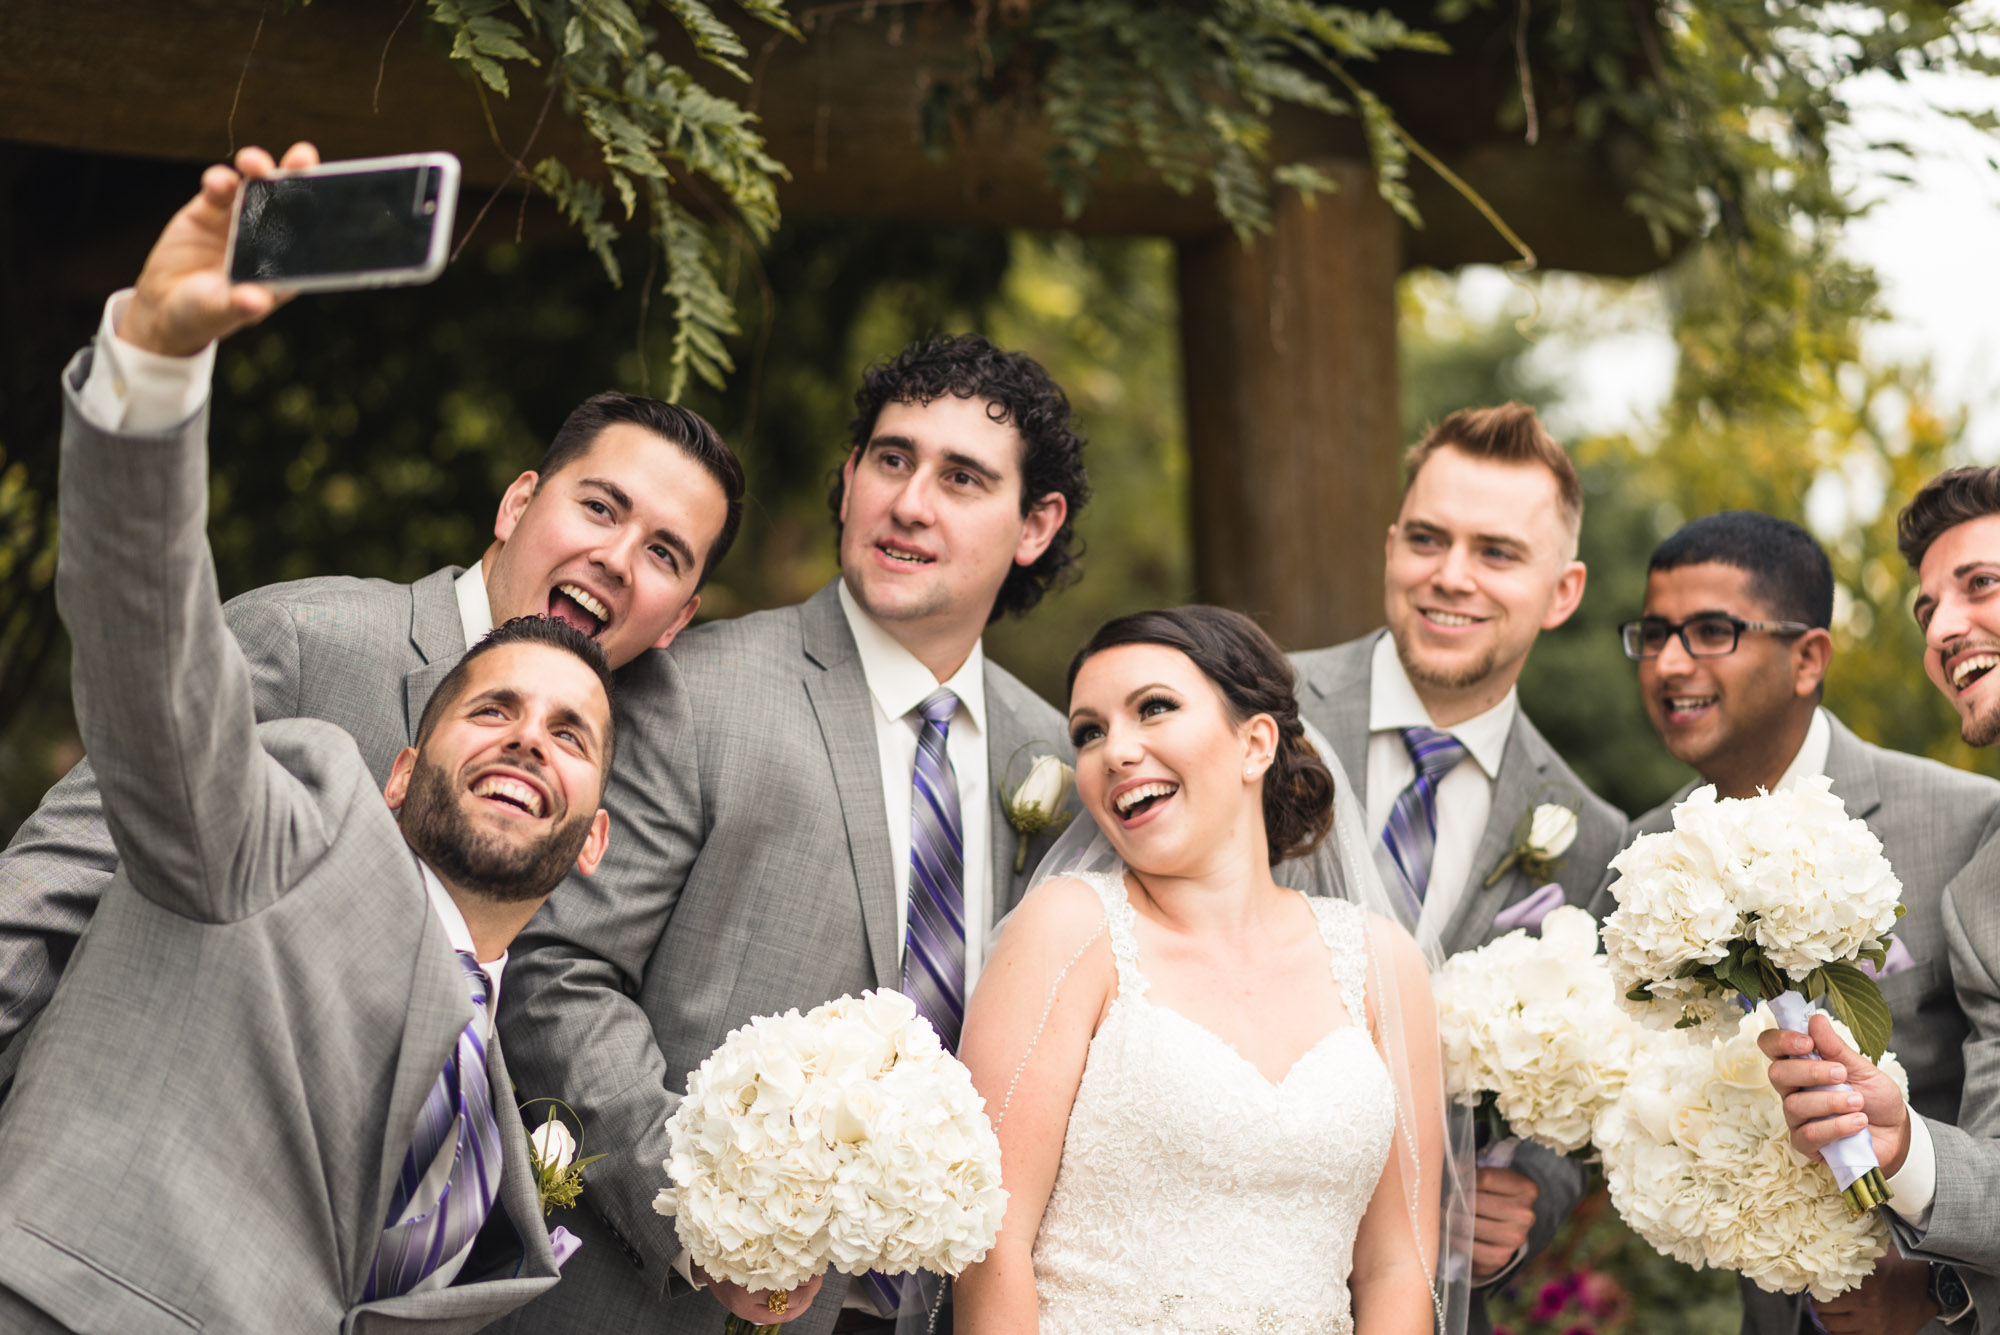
[77,290,215,435]
[1886,1113,1937,1227]
[674,1246,700,1289]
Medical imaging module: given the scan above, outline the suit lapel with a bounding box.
[484,1035,560,1282]
[361,894,477,1292]
[1441,720,1546,956]
[1296,634,1376,803]
[402,566,472,743]
[1821,714,1882,822]
[799,585,901,989]
[985,683,1026,918]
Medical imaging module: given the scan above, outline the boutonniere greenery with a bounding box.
[524,1100,606,1216]
[1003,748,1076,871]
[1483,796,1581,889]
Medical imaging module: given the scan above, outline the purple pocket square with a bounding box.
[1493,883,1566,935]
[550,1225,581,1270]
[1860,937,1915,980]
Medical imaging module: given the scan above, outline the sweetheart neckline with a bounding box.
[1112,992,1374,1091]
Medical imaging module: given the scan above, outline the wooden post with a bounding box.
[1177,158,1403,652]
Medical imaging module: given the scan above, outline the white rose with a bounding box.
[1011,754,1075,818]
[1528,803,1580,858]
[530,1116,577,1172]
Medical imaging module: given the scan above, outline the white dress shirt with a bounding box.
[837,579,993,994]
[1773,707,1832,794]
[1363,634,1518,940]
[77,290,214,435]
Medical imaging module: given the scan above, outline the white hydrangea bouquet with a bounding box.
[655,989,1007,1335]
[1596,1005,1908,1300]
[1600,775,1904,1210]
[1434,906,1641,1157]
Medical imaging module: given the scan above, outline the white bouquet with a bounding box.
[1433,906,1640,1155]
[1602,777,1904,1210]
[654,990,1006,1321]
[1602,777,1903,1049]
[1595,1005,1907,1301]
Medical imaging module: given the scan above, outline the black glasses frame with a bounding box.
[1618,614,1816,661]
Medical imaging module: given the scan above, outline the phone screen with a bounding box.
[229,166,446,283]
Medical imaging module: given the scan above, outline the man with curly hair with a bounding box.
[494,333,1089,1335]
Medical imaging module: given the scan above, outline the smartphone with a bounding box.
[225,152,461,292]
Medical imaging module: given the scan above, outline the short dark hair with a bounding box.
[416,616,618,772]
[829,333,1090,622]
[541,392,746,586]
[1405,403,1582,538]
[1650,511,1833,629]
[1897,467,2000,571]
[1066,606,1334,863]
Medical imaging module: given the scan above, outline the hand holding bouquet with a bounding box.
[1600,776,1904,1211]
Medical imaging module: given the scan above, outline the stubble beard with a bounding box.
[1391,620,1501,695]
[1964,702,2000,749]
[400,754,594,904]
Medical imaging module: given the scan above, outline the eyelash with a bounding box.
[1069,695,1179,748]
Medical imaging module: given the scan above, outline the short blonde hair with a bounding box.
[1403,403,1582,538]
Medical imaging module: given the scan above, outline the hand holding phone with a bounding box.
[226,153,461,292]
[121,142,322,358]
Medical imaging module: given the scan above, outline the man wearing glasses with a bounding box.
[1615,509,2000,1335]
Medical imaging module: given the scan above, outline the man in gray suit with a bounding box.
[1620,510,2000,1335]
[0,143,617,1334]
[1286,403,1626,1328]
[494,334,1089,1335]
[0,190,744,1058]
[1772,467,2000,1335]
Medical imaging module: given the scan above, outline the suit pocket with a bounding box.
[0,1222,201,1332]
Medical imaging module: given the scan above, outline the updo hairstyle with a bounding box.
[1066,606,1335,862]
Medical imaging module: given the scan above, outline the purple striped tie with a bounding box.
[364,951,504,1300]
[1378,726,1469,922]
[867,688,964,1316]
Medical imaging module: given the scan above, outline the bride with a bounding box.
[955,607,1460,1335]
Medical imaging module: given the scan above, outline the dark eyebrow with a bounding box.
[464,686,522,712]
[867,434,1004,485]
[1066,704,1102,726]
[579,476,696,570]
[1955,561,2000,579]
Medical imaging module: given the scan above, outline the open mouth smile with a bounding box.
[1950,653,2000,693]
[548,582,609,638]
[876,540,936,567]
[1110,779,1179,826]
[1419,608,1487,630]
[1661,693,1719,724]
[470,771,549,819]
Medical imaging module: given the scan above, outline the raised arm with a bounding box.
[55,145,314,922]
[954,878,1114,1335]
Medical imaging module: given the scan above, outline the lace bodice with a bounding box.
[1031,871,1396,1335]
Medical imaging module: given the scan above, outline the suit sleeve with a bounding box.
[53,347,320,925]
[497,648,706,1294]
[0,593,307,1044]
[1888,877,2000,1279]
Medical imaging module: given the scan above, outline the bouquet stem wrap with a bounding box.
[1769,992,1890,1215]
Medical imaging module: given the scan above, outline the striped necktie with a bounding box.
[1378,726,1469,922]
[867,687,964,1317]
[364,951,504,1300]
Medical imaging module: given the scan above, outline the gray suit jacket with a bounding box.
[1622,713,2000,1335]
[492,581,1073,1335]
[0,359,467,1052]
[1887,833,2000,1332]
[0,360,556,1333]
[1287,631,1628,1325]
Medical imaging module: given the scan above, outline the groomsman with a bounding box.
[1621,510,2000,1335]
[1772,467,2000,1335]
[493,334,1088,1335]
[0,143,614,1333]
[0,205,742,1057]
[1286,403,1627,1323]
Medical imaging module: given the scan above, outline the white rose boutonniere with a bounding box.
[1004,750,1076,871]
[523,1100,605,1217]
[1483,799,1581,888]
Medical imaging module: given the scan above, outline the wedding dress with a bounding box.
[1030,868,1396,1335]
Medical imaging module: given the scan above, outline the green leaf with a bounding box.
[1820,961,1895,1062]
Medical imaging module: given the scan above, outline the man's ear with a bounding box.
[1012,492,1068,568]
[383,747,419,811]
[650,593,701,652]
[1795,627,1834,698]
[1541,561,1589,631]
[574,808,612,877]
[837,450,860,527]
[493,471,541,544]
